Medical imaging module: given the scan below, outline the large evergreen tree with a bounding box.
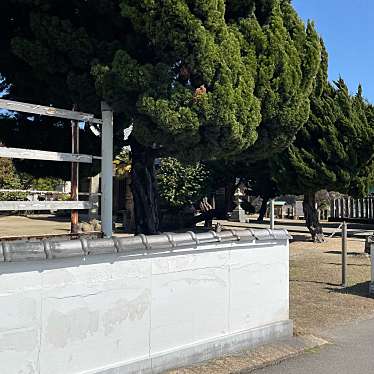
[0,0,321,234]
[236,0,321,160]
[194,0,322,220]
[271,47,374,241]
[238,42,374,242]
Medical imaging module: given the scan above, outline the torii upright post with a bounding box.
[101,102,113,238]
[70,119,79,234]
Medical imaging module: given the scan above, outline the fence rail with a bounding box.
[0,201,93,211]
[0,189,101,196]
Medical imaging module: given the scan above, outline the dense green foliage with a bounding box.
[24,176,64,192]
[0,0,120,112]
[0,158,26,201]
[95,0,262,161]
[0,0,323,233]
[0,155,64,200]
[243,41,374,202]
[1,0,321,162]
[237,0,321,160]
[252,41,374,241]
[0,0,123,178]
[94,0,321,161]
[272,79,374,198]
[157,158,210,210]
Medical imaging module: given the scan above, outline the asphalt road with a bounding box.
[250,318,374,374]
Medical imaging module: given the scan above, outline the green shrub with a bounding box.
[0,158,27,201]
[157,158,209,210]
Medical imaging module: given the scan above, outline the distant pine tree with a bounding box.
[272,43,374,241]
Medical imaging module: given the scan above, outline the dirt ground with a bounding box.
[0,214,70,238]
[289,235,374,334]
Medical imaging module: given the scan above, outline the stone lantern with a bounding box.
[230,188,245,223]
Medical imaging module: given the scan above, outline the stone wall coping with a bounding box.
[0,229,291,263]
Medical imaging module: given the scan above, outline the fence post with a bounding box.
[347,197,351,219]
[342,221,348,287]
[270,199,275,230]
[101,102,113,238]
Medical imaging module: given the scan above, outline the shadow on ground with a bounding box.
[325,251,367,256]
[290,234,311,243]
[291,279,338,287]
[324,262,370,268]
[24,215,70,223]
[326,281,372,298]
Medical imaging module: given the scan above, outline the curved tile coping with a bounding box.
[0,229,291,262]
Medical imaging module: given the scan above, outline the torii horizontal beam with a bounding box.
[0,146,100,163]
[0,98,103,124]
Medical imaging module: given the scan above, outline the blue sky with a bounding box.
[292,0,374,103]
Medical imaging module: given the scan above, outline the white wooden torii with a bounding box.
[0,99,114,237]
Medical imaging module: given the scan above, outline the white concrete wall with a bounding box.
[370,243,374,295]
[0,238,290,374]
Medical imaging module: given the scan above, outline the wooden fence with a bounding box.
[330,196,374,220]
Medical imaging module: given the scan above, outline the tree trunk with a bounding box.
[224,181,236,217]
[200,197,213,229]
[303,191,324,242]
[257,196,269,221]
[190,209,216,226]
[130,138,159,235]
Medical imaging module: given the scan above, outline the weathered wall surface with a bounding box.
[370,243,374,295]
[0,230,291,374]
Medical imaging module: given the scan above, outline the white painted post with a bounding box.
[353,199,357,219]
[369,198,372,219]
[371,241,374,295]
[101,102,113,238]
[342,221,347,287]
[362,199,366,218]
[331,199,336,219]
[270,199,275,230]
[336,199,340,218]
[347,197,351,218]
